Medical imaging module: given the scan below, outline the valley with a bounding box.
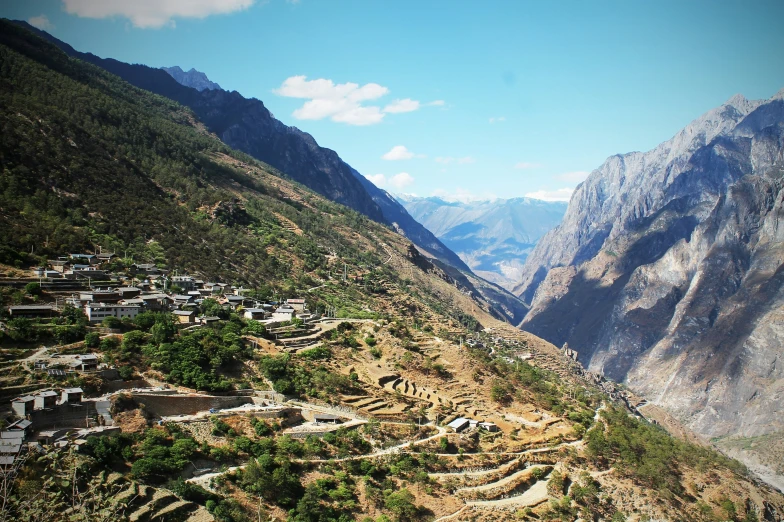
[0,14,783,522]
[397,196,566,291]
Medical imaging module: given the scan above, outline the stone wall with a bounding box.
[131,393,252,417]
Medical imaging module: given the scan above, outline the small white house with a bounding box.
[447,417,470,433]
[272,305,296,322]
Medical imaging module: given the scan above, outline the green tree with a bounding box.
[384,489,418,522]
[24,282,41,296]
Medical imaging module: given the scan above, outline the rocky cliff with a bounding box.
[515,90,784,485]
[161,65,221,91]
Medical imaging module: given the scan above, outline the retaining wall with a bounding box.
[131,393,252,417]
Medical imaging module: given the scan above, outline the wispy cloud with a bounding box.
[435,156,475,165]
[61,0,256,29]
[489,116,506,124]
[427,100,445,107]
[383,98,419,113]
[524,188,574,202]
[28,14,54,30]
[382,145,424,161]
[364,172,415,190]
[514,162,542,170]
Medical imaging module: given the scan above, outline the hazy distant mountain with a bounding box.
[162,66,222,91]
[397,196,567,289]
[515,89,784,488]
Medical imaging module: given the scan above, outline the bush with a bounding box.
[384,488,418,521]
[102,316,122,329]
[24,282,42,296]
[84,332,100,348]
[364,336,377,347]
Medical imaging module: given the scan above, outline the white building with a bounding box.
[272,305,296,322]
[85,303,141,323]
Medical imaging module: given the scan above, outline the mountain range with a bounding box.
[514,89,784,489]
[3,19,784,518]
[397,195,567,290]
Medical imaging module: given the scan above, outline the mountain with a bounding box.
[0,19,505,331]
[398,196,567,290]
[10,20,529,326]
[4,21,784,520]
[15,22,468,271]
[162,65,222,91]
[514,90,784,488]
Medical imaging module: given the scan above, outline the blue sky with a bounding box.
[4,0,784,202]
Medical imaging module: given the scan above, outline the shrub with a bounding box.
[24,282,42,296]
[84,332,100,348]
[102,316,122,329]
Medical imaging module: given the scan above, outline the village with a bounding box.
[0,253,518,469]
[0,251,662,521]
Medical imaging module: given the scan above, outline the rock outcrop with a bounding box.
[515,90,784,484]
[161,65,221,91]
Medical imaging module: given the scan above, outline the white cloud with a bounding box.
[555,171,590,183]
[489,116,506,124]
[365,172,415,189]
[331,105,385,126]
[435,156,475,165]
[383,98,420,113]
[364,174,386,187]
[428,100,445,106]
[524,188,574,202]
[275,76,441,125]
[28,14,54,30]
[275,75,390,126]
[62,0,255,29]
[389,172,415,189]
[432,188,497,204]
[514,162,541,170]
[382,145,421,161]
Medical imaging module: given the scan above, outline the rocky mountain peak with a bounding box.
[514,88,784,489]
[162,65,222,91]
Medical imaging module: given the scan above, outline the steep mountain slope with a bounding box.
[0,20,503,331]
[162,65,222,91]
[12,22,532,324]
[398,196,566,289]
[15,22,469,275]
[514,90,784,485]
